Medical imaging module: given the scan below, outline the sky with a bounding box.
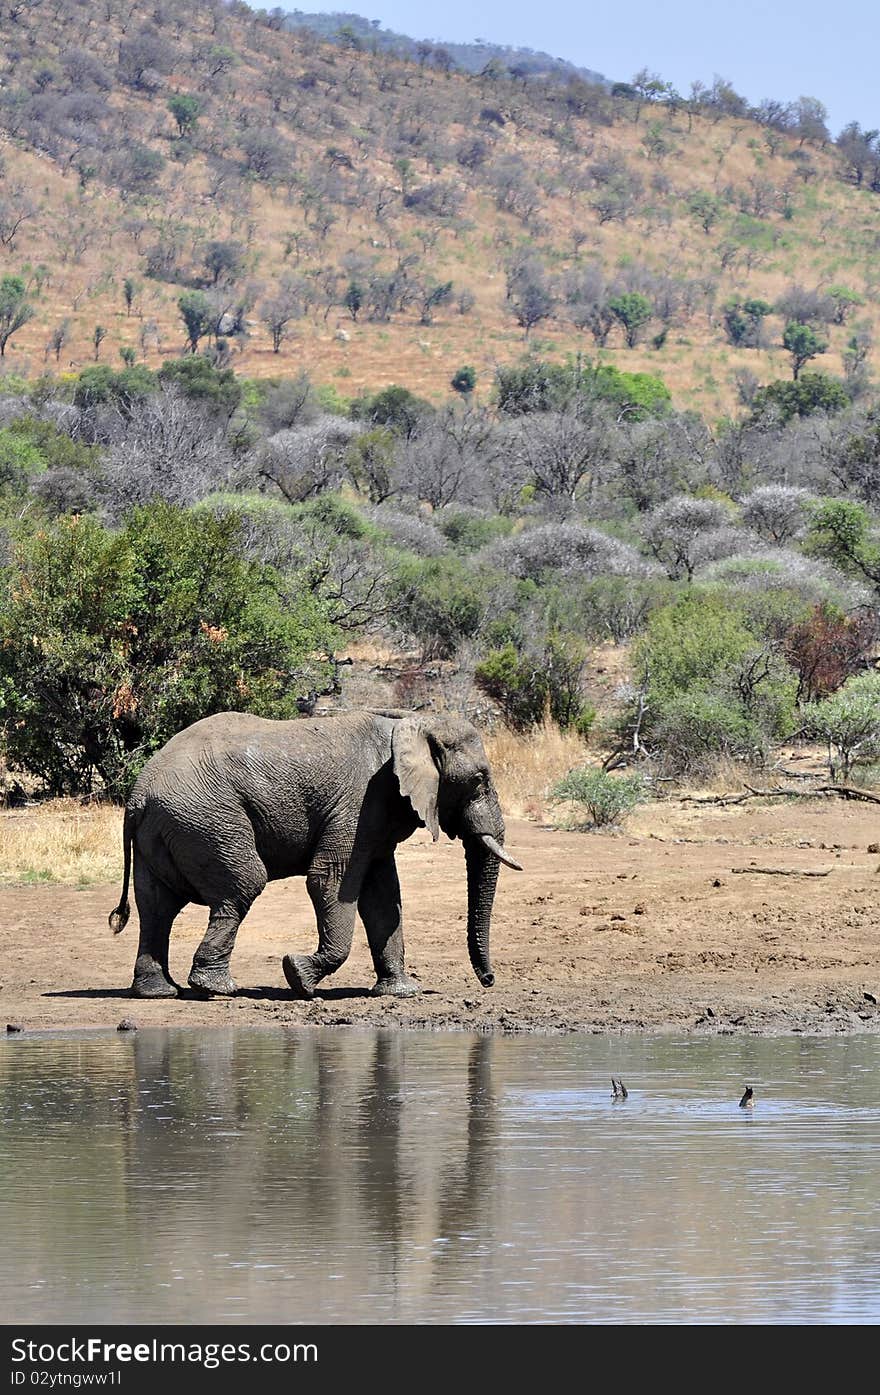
[355,0,879,135]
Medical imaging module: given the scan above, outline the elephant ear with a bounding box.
[392,719,440,840]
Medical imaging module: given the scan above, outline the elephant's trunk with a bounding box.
[464,837,499,988]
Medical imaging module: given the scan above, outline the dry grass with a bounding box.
[484,720,589,821]
[0,801,122,886]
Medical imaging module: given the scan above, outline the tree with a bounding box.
[608,292,653,348]
[740,486,811,544]
[167,93,201,137]
[722,298,772,348]
[261,291,300,353]
[805,498,880,589]
[343,280,364,322]
[203,240,243,286]
[350,385,433,439]
[118,26,176,91]
[783,321,827,380]
[92,324,107,361]
[642,496,733,581]
[509,272,555,339]
[123,278,139,318]
[827,286,863,325]
[687,190,722,235]
[0,275,33,358]
[110,142,165,198]
[178,291,211,354]
[451,366,476,396]
[416,280,453,326]
[784,604,876,705]
[0,507,336,797]
[749,373,849,423]
[804,672,880,781]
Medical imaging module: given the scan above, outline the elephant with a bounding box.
[108,708,522,1001]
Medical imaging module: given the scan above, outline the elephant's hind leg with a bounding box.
[283,867,357,999]
[188,883,265,997]
[359,857,421,998]
[186,836,268,997]
[131,864,184,999]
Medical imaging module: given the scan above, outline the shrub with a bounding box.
[557,575,675,643]
[551,768,646,827]
[494,357,670,419]
[484,522,650,583]
[350,385,434,438]
[750,373,849,422]
[634,591,798,772]
[389,554,486,657]
[370,507,447,557]
[157,356,242,414]
[803,672,880,781]
[0,506,336,797]
[783,602,876,703]
[435,510,511,553]
[475,638,595,735]
[649,693,767,775]
[73,364,155,413]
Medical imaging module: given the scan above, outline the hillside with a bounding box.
[0,0,877,413]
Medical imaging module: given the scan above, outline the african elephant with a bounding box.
[108,709,522,1000]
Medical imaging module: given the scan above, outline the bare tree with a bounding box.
[102,387,236,516]
[257,417,362,503]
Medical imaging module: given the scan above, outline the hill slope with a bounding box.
[0,0,876,412]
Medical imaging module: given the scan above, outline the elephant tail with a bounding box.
[108,807,134,934]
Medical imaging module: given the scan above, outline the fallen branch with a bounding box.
[731,866,831,877]
[677,782,880,808]
[815,783,880,805]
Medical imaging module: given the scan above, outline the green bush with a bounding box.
[749,373,849,423]
[474,638,594,735]
[635,591,756,705]
[158,356,242,413]
[350,384,434,437]
[73,364,156,413]
[634,590,797,773]
[494,356,670,419]
[389,554,485,657]
[551,768,646,828]
[0,505,337,797]
[290,493,371,540]
[803,671,880,781]
[436,511,512,553]
[649,693,767,774]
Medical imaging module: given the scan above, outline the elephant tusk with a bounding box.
[478,834,523,871]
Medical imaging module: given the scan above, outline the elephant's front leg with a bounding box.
[359,856,421,998]
[282,868,357,999]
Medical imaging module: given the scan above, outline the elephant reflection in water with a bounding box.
[108,1030,499,1317]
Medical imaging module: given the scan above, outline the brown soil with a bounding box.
[2,800,880,1037]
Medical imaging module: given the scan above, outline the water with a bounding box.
[1,1028,878,1324]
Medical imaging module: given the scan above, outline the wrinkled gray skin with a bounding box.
[109,710,521,1001]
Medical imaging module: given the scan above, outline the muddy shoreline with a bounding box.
[2,804,880,1039]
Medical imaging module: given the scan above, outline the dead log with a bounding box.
[678,782,880,808]
[730,866,831,877]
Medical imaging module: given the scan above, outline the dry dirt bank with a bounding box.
[2,803,880,1037]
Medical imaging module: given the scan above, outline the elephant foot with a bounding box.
[131,957,179,998]
[187,965,237,997]
[282,954,316,1000]
[131,975,178,999]
[371,974,422,998]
